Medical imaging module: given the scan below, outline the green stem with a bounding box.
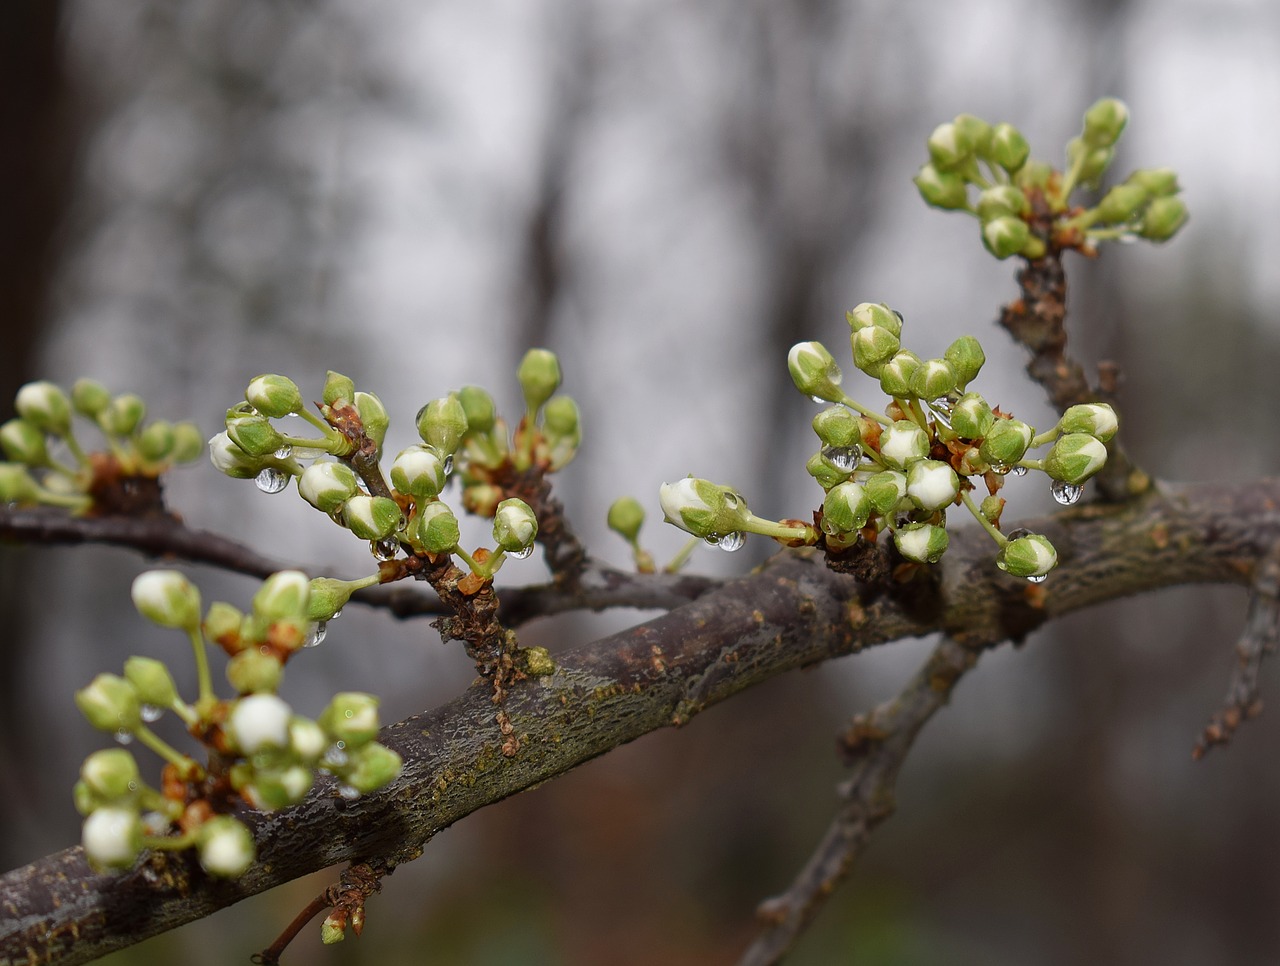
[1084,224,1138,242]
[837,394,892,427]
[742,514,818,545]
[960,490,1007,546]
[278,434,350,456]
[297,409,332,435]
[663,537,700,573]
[142,830,199,851]
[133,723,200,775]
[187,626,215,710]
[1030,425,1062,449]
[34,487,92,512]
[58,430,91,468]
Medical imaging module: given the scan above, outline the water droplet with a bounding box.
[1006,527,1034,541]
[283,411,300,419]
[1117,234,1138,246]
[254,467,289,494]
[928,397,954,429]
[893,309,905,325]
[140,704,163,723]
[1050,480,1083,505]
[1026,573,1048,584]
[331,608,342,620]
[714,531,746,552]
[127,780,138,792]
[274,444,293,460]
[443,454,455,476]
[509,545,535,560]
[810,395,829,405]
[322,746,349,768]
[1011,465,1027,478]
[372,538,399,560]
[303,621,328,648]
[722,492,740,510]
[821,445,862,472]
[114,729,134,745]
[338,784,361,801]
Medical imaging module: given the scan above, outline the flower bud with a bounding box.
[1138,196,1188,241]
[893,522,949,564]
[659,478,749,538]
[846,302,903,337]
[415,394,468,457]
[323,371,355,407]
[244,764,313,811]
[493,497,538,552]
[101,394,146,437]
[913,163,969,210]
[197,816,255,878]
[976,185,1030,222]
[821,481,871,535]
[518,349,562,413]
[877,420,930,470]
[227,693,292,754]
[318,692,382,747]
[123,656,179,709]
[943,336,986,389]
[978,418,1033,468]
[851,325,900,377]
[136,421,176,462]
[131,570,201,631]
[208,432,266,479]
[390,445,447,501]
[1060,403,1118,442]
[342,495,402,541]
[607,496,645,544]
[949,393,995,439]
[245,374,304,418]
[15,381,72,436]
[304,577,357,623]
[353,392,388,453]
[338,742,403,794]
[1067,138,1113,188]
[997,533,1058,579]
[462,483,503,517]
[908,358,957,401]
[289,717,329,763]
[71,379,111,418]
[1043,433,1108,484]
[75,673,142,733]
[811,406,861,449]
[865,470,907,516]
[80,749,141,802]
[953,113,992,157]
[787,341,843,403]
[1126,167,1179,198]
[225,413,285,459]
[0,463,39,503]
[458,385,496,434]
[906,460,960,512]
[980,495,1004,524]
[1093,183,1149,225]
[414,501,460,554]
[252,570,311,623]
[203,601,244,650]
[987,123,1030,172]
[226,648,284,694]
[878,351,921,397]
[82,806,142,870]
[321,914,346,945]
[1082,97,1128,149]
[805,451,849,490]
[926,121,972,170]
[1014,158,1053,193]
[0,419,49,465]
[981,216,1031,260]
[298,460,360,513]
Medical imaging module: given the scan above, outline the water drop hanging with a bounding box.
[1011,465,1027,478]
[114,730,134,745]
[303,621,328,648]
[1050,480,1083,505]
[1006,527,1034,541]
[140,704,163,723]
[822,445,862,472]
[372,538,399,560]
[443,454,455,476]
[509,545,535,560]
[1026,573,1048,584]
[715,531,746,552]
[274,444,293,460]
[254,467,289,494]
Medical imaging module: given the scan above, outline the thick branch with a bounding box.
[3,478,1278,965]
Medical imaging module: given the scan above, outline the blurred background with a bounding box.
[4,0,1280,963]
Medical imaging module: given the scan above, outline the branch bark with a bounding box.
[2,478,1277,965]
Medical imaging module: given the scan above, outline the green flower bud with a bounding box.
[865,470,908,516]
[136,421,175,462]
[1067,138,1113,188]
[926,121,972,170]
[953,114,992,157]
[851,325,900,377]
[893,522,949,564]
[846,302,903,337]
[1014,158,1053,193]
[337,741,403,794]
[71,379,111,418]
[997,533,1058,579]
[811,406,861,449]
[978,418,1033,468]
[1138,196,1188,241]
[227,693,293,754]
[981,215,1031,260]
[342,495,402,541]
[1093,183,1149,224]
[321,914,346,946]
[131,570,201,631]
[878,350,921,397]
[416,394,468,457]
[297,461,360,513]
[1082,97,1128,149]
[208,432,266,479]
[353,391,389,453]
[787,341,843,403]
[226,648,284,694]
[544,394,580,437]
[225,413,285,459]
[979,495,1004,524]
[821,481,871,535]
[0,463,40,503]
[289,717,329,764]
[318,692,382,747]
[908,358,957,401]
[306,577,364,623]
[493,497,538,553]
[390,445,447,501]
[976,185,1030,221]
[913,163,969,210]
[197,816,255,878]
[1043,432,1108,484]
[75,673,142,733]
[462,483,503,517]
[101,393,146,437]
[1060,403,1118,442]
[80,749,141,802]
[252,570,311,623]
[414,501,460,554]
[518,349,562,413]
[244,764,313,811]
[906,459,960,512]
[15,381,72,436]
[0,419,49,465]
[943,336,986,390]
[606,496,645,543]
[245,374,304,418]
[877,420,930,470]
[1126,167,1179,197]
[950,392,995,439]
[987,123,1030,172]
[806,450,850,490]
[458,385,497,434]
[123,656,179,709]
[82,806,142,870]
[658,478,750,539]
[323,371,355,407]
[203,601,244,649]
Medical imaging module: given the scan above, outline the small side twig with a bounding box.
[252,859,391,964]
[1193,547,1280,760]
[737,635,982,966]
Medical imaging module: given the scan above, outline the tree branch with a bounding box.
[3,478,1278,965]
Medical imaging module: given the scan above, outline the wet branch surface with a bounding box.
[3,477,1280,965]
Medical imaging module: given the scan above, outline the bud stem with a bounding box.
[134,723,200,775]
[741,514,818,544]
[838,394,893,427]
[960,490,1008,547]
[1030,426,1062,448]
[664,537,700,573]
[187,627,216,711]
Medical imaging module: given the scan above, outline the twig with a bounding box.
[1193,546,1280,759]
[737,635,981,966]
[252,859,390,964]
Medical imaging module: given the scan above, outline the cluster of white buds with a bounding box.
[914,100,1187,258]
[0,380,203,512]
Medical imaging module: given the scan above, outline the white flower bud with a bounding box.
[878,421,930,470]
[131,570,202,631]
[298,461,360,513]
[318,692,382,747]
[252,570,311,623]
[82,806,143,870]
[342,495,402,541]
[198,816,255,878]
[390,445,446,501]
[493,498,538,552]
[787,341,843,403]
[208,431,264,479]
[289,717,329,764]
[15,381,72,436]
[906,460,960,512]
[227,693,293,754]
[893,522,949,564]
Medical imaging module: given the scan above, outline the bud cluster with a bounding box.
[0,379,203,513]
[913,100,1187,258]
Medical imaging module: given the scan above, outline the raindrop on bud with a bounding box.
[254,467,289,494]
